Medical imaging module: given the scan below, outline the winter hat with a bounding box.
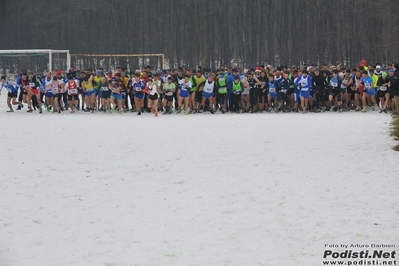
[382,72,388,78]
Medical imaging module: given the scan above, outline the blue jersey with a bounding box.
[1,81,19,93]
[132,81,145,92]
[330,77,340,90]
[268,80,277,94]
[295,75,312,91]
[360,76,374,91]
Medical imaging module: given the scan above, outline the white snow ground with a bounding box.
[0,108,398,266]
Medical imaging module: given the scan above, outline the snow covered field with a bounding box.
[1,109,398,266]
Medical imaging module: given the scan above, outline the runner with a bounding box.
[391,64,399,114]
[55,70,68,110]
[193,70,206,113]
[215,71,229,114]
[277,72,290,112]
[257,71,268,112]
[42,72,53,110]
[98,77,111,113]
[240,70,250,112]
[16,72,27,110]
[46,76,61,113]
[177,75,192,114]
[1,76,19,112]
[131,74,146,115]
[82,75,96,113]
[77,71,86,110]
[340,70,353,111]
[295,70,312,113]
[25,72,43,113]
[152,74,163,112]
[360,70,377,112]
[94,70,102,110]
[377,71,390,113]
[110,77,123,114]
[311,69,327,112]
[353,70,364,111]
[328,70,341,112]
[187,69,197,114]
[146,79,160,117]
[66,76,79,113]
[162,76,176,114]
[267,73,278,112]
[199,74,216,114]
[229,76,244,113]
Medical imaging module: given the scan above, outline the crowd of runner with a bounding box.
[1,60,399,115]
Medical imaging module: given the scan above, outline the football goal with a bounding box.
[0,49,70,77]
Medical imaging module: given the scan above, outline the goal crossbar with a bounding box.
[0,49,70,73]
[71,53,165,69]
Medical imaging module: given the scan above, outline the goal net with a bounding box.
[0,49,70,107]
[71,53,165,72]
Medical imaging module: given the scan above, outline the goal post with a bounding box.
[71,53,165,72]
[0,49,70,76]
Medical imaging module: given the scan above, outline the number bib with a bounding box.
[68,88,78,95]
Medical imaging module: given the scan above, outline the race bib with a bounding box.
[102,86,108,91]
[219,87,227,92]
[51,84,58,94]
[135,87,142,92]
[69,88,78,95]
[300,80,308,87]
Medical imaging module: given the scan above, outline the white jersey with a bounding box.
[203,81,215,94]
[58,79,66,93]
[341,78,350,89]
[147,84,157,96]
[67,80,78,95]
[179,79,192,91]
[161,75,171,83]
[46,80,60,94]
[42,77,52,86]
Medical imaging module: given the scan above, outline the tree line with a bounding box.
[0,0,398,69]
